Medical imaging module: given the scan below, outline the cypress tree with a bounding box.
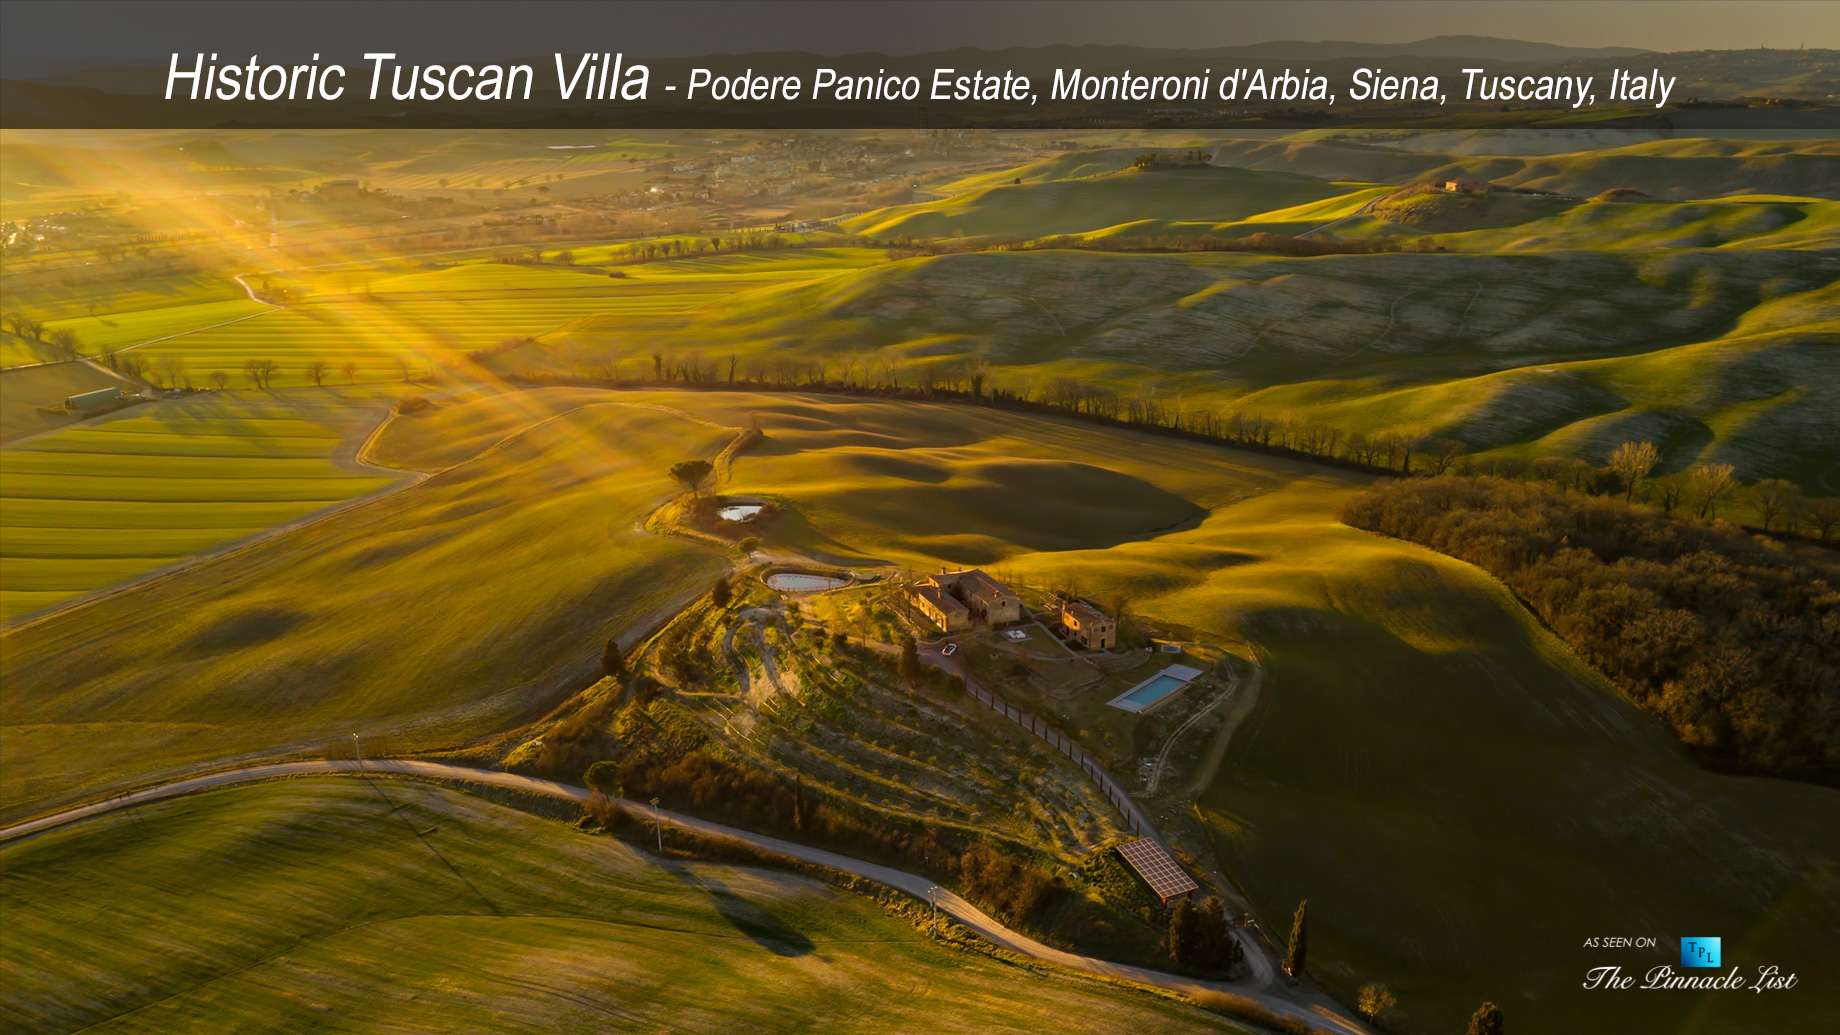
[601,638,626,681]
[899,634,922,686]
[1283,899,1308,977]
[711,577,732,608]
[1166,898,1201,965]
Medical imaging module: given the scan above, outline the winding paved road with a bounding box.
[0,758,1367,1035]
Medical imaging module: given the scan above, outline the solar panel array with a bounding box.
[1116,839,1198,901]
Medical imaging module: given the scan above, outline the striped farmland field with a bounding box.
[0,389,398,621]
[124,254,889,386]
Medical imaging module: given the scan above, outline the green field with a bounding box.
[844,166,1358,240]
[0,389,399,622]
[107,251,892,387]
[0,271,244,322]
[1207,137,1840,200]
[526,244,1838,487]
[0,777,1245,1034]
[39,296,272,352]
[0,393,733,817]
[1420,196,1840,251]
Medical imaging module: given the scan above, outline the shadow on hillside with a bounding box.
[655,856,816,957]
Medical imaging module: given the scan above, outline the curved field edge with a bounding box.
[0,776,1252,1035]
[0,388,410,624]
[0,395,739,820]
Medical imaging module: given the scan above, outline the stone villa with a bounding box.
[1060,601,1115,649]
[911,568,1022,632]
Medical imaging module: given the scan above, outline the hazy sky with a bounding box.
[3,0,1836,64]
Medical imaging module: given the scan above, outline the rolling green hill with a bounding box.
[1209,137,1840,200]
[1,777,1247,1034]
[844,166,1359,240]
[531,247,1838,485]
[1424,195,1840,251]
[930,147,1150,192]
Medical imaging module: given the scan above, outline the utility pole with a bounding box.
[928,886,939,938]
[651,797,663,853]
[352,733,361,766]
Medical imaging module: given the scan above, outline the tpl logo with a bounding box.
[1681,937,1721,968]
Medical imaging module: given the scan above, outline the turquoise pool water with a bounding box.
[1111,674,1186,711]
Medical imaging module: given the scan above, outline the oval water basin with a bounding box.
[767,572,848,592]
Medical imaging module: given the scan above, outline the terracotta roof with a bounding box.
[943,568,1016,604]
[1063,602,1110,625]
[913,583,967,618]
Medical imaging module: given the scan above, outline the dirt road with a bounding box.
[0,758,1367,1035]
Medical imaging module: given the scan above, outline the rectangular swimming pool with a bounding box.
[1106,664,1203,713]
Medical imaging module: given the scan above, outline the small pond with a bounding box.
[718,504,763,521]
[767,572,850,592]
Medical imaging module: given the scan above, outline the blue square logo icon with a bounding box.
[1681,937,1721,968]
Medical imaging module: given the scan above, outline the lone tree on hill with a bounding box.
[1283,900,1307,978]
[1751,478,1802,534]
[1689,462,1736,521]
[1608,440,1661,500]
[584,760,621,801]
[1806,497,1840,542]
[1358,982,1396,1022]
[342,361,358,384]
[601,638,626,681]
[670,458,714,496]
[305,360,328,387]
[899,634,922,686]
[711,577,731,608]
[1466,1001,1504,1035]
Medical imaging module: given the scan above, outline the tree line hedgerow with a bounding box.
[1341,476,1840,785]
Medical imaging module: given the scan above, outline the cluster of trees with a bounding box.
[1132,150,1213,168]
[2,310,81,359]
[1465,443,1840,542]
[1165,897,1244,972]
[617,230,800,263]
[868,231,1423,260]
[1026,231,1417,257]
[1341,476,1840,784]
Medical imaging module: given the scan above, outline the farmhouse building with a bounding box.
[911,568,1022,630]
[1061,602,1115,649]
[912,582,970,632]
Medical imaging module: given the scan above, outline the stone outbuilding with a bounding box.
[1061,601,1115,649]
